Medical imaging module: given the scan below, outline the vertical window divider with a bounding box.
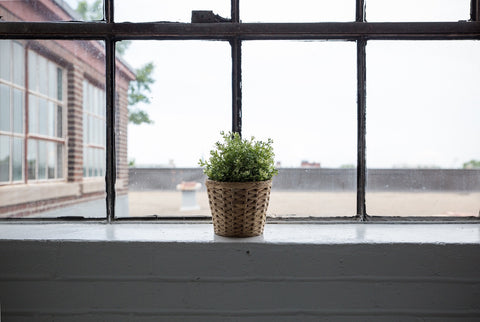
[472,0,480,21]
[105,0,115,222]
[356,38,367,221]
[356,0,368,220]
[231,38,242,136]
[356,0,366,23]
[24,43,29,184]
[231,0,242,136]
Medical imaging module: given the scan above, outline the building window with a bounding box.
[0,40,25,183]
[0,0,478,221]
[0,40,66,185]
[26,49,65,182]
[83,80,106,178]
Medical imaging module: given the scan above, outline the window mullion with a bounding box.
[231,0,239,23]
[472,0,480,21]
[105,0,114,23]
[231,39,242,136]
[105,38,115,222]
[105,0,115,222]
[356,0,366,22]
[356,38,367,221]
[231,0,241,135]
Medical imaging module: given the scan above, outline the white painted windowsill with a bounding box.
[0,222,479,244]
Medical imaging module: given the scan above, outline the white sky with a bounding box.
[67,0,479,168]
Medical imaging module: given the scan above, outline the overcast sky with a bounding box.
[67,0,479,168]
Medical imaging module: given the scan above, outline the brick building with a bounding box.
[0,0,135,217]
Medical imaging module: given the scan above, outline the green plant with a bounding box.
[199,131,278,182]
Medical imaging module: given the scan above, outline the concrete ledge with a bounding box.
[0,182,81,207]
[0,222,478,244]
[0,223,479,321]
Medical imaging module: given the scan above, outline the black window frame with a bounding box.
[0,0,479,222]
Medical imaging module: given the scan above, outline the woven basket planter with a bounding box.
[205,179,272,237]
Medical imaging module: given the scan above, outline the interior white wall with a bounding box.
[0,223,479,321]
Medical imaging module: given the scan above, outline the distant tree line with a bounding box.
[463,160,480,169]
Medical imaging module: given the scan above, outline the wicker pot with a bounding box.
[205,179,272,237]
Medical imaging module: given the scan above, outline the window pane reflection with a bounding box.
[118,41,230,218]
[366,40,480,216]
[0,136,9,182]
[0,39,111,219]
[0,0,101,22]
[243,41,357,217]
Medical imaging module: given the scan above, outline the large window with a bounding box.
[83,80,106,178]
[27,49,66,182]
[0,40,25,183]
[0,0,479,221]
[0,40,66,184]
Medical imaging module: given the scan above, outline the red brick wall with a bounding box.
[0,1,135,217]
[67,65,85,183]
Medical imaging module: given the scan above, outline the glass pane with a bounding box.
[57,68,63,101]
[88,147,93,176]
[12,137,23,182]
[47,141,55,179]
[100,149,105,176]
[0,136,10,182]
[366,40,480,217]
[27,140,37,181]
[242,0,355,22]
[243,41,357,217]
[0,85,10,132]
[0,0,101,21]
[57,105,63,138]
[48,62,56,99]
[38,98,48,136]
[57,143,63,179]
[28,95,38,134]
[91,117,96,145]
[47,101,55,137]
[38,55,47,95]
[1,39,106,219]
[118,40,230,218]
[94,149,102,177]
[12,41,24,87]
[366,0,470,22]
[28,50,37,92]
[115,0,230,22]
[0,40,11,81]
[38,140,46,180]
[13,88,24,134]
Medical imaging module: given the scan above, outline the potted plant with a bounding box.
[199,131,278,237]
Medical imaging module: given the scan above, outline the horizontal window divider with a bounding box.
[0,131,25,137]
[27,134,65,143]
[84,144,105,149]
[0,22,479,40]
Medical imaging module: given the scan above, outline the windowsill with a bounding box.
[0,222,479,244]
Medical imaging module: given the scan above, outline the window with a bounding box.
[0,0,479,221]
[0,40,66,185]
[0,41,25,184]
[27,49,66,182]
[83,80,106,178]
